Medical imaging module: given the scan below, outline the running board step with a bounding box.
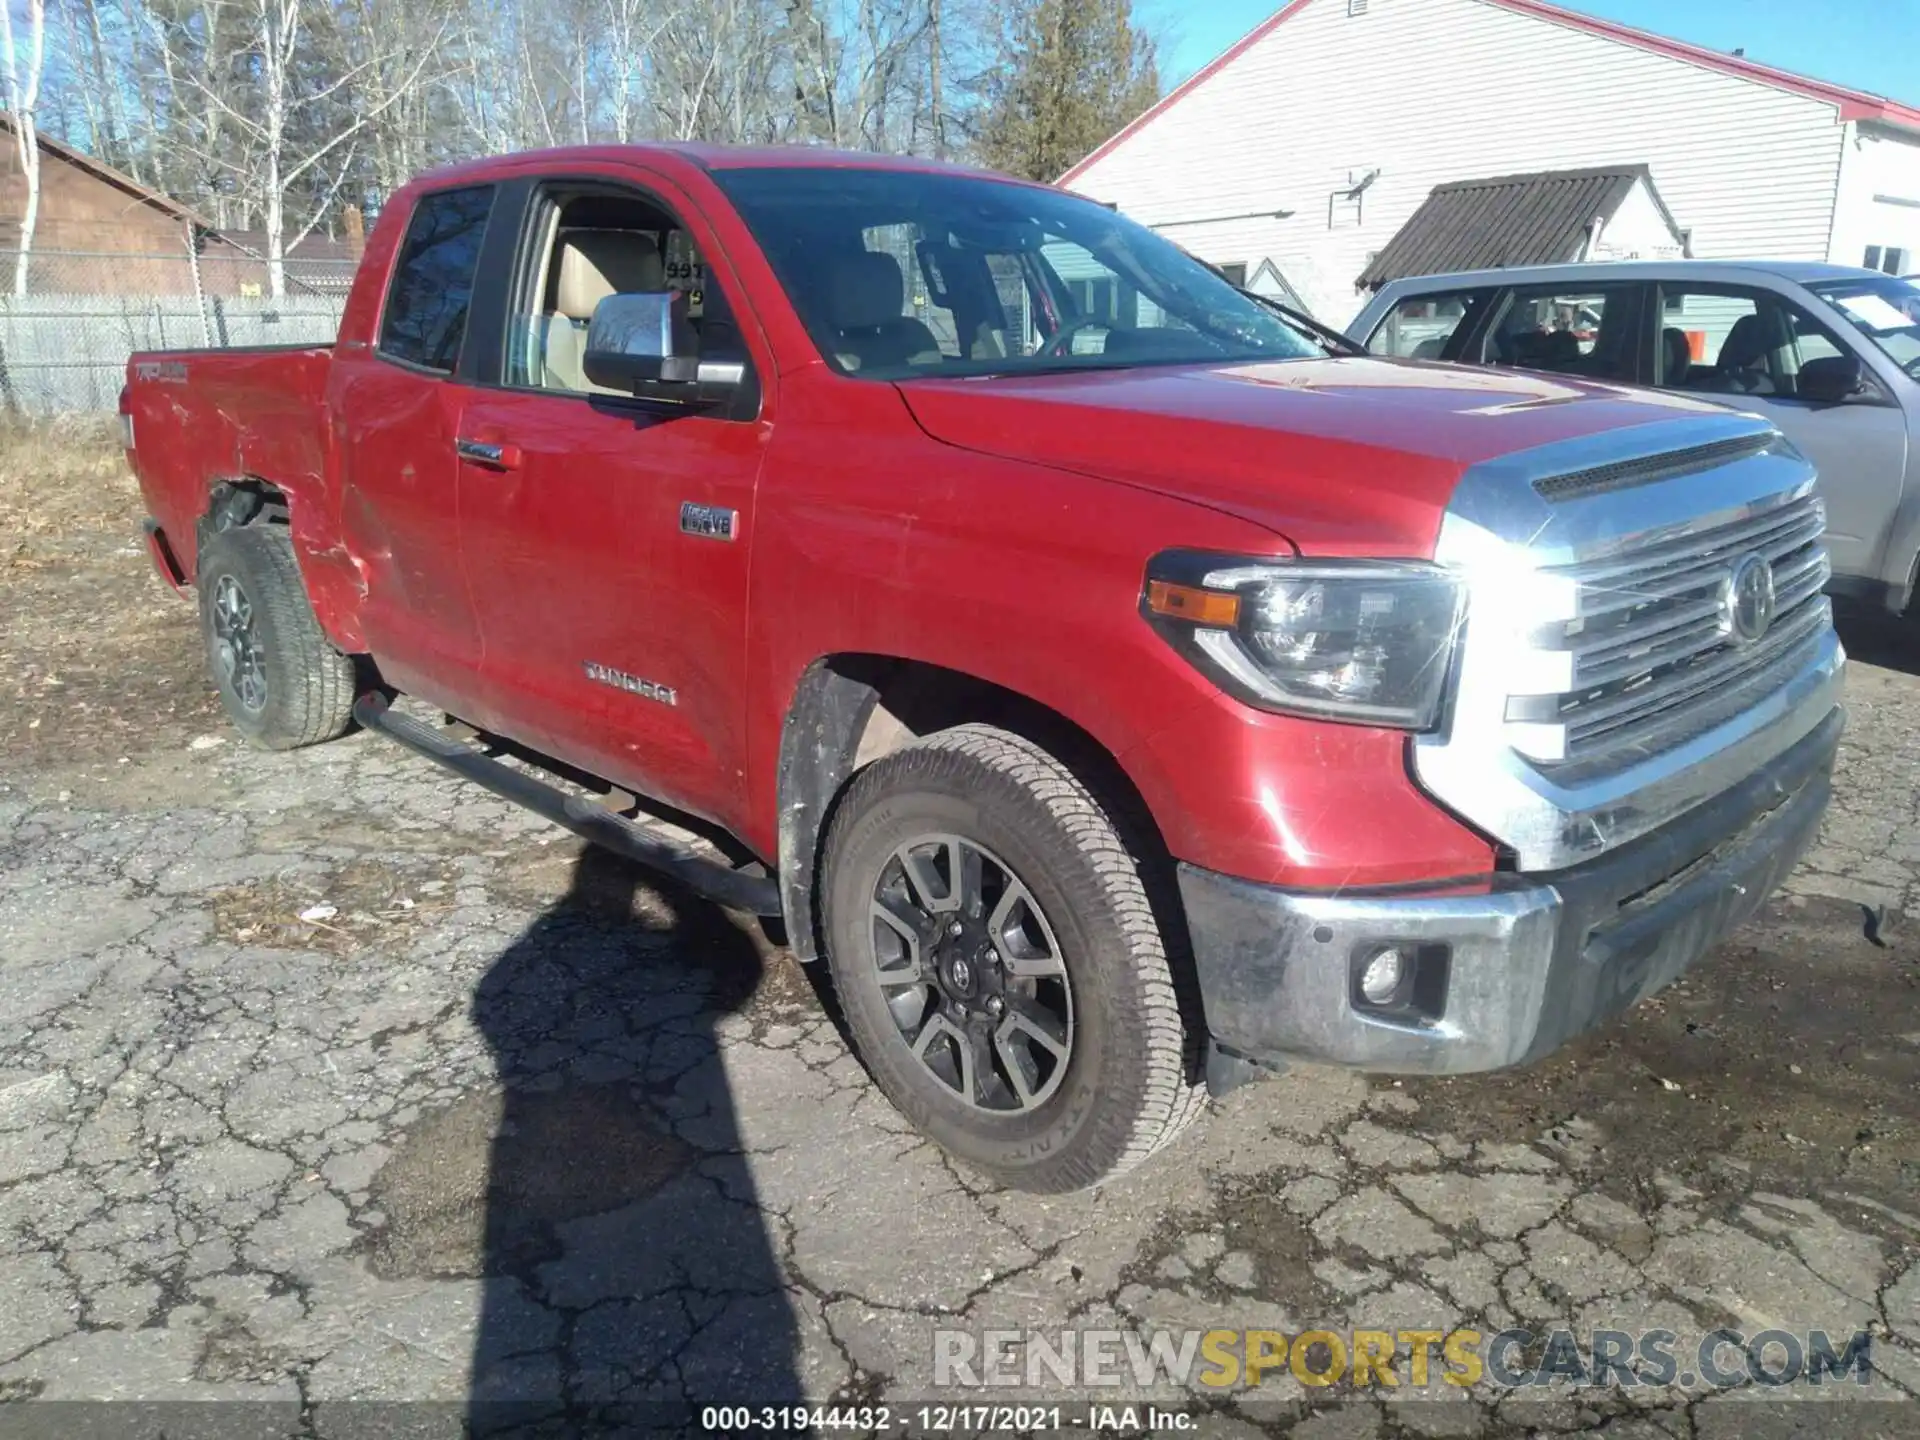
[353,692,781,916]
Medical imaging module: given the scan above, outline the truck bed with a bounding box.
[124,343,335,585]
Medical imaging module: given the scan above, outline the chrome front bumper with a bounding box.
[1183,707,1840,1078]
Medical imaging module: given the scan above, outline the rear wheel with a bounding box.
[196,525,356,750]
[821,724,1205,1192]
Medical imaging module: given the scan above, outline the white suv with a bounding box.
[1350,261,1920,619]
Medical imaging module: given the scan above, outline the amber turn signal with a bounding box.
[1146,580,1241,627]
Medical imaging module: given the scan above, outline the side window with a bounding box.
[379,186,494,373]
[1655,286,1784,395]
[1478,285,1639,379]
[1366,290,1484,359]
[505,188,745,397]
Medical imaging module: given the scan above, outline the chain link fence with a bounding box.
[0,249,350,415]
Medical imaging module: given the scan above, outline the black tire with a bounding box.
[821,724,1206,1192]
[196,525,356,750]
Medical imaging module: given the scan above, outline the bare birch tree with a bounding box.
[24,0,1150,257]
[3,0,48,295]
[602,0,669,142]
[78,0,133,171]
[649,0,785,142]
[133,0,262,229]
[184,0,446,293]
[349,0,465,196]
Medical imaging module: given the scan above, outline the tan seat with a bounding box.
[827,251,943,373]
[539,229,667,393]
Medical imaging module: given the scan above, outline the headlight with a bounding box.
[1142,552,1464,729]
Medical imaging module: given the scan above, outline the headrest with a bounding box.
[1720,311,1787,369]
[830,251,907,331]
[1541,328,1580,363]
[554,230,665,320]
[1662,327,1692,379]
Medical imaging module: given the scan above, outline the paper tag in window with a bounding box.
[1837,293,1911,331]
[665,231,706,318]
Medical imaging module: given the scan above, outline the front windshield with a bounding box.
[1808,274,1920,376]
[711,166,1320,380]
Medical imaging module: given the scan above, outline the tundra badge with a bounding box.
[680,502,737,541]
[583,662,677,707]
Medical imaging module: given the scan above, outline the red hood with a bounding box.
[897,357,1735,557]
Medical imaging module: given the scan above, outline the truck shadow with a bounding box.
[457,844,802,1430]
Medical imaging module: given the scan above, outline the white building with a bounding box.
[1060,0,1920,325]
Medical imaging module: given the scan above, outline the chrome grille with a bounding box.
[1414,412,1844,874]
[1506,491,1831,767]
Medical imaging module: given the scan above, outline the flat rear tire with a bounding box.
[196,525,356,750]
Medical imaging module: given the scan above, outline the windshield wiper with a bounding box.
[1236,289,1365,356]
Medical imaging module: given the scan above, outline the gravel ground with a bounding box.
[0,436,1915,1437]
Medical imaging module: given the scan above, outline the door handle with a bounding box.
[455,438,522,470]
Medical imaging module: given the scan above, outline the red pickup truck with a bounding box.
[125,145,1844,1193]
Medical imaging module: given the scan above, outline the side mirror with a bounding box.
[583,291,703,395]
[1795,352,1867,405]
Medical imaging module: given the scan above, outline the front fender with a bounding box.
[747,383,1494,909]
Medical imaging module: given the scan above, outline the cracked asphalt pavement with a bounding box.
[1,452,1917,1436]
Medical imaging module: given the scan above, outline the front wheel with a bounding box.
[196,524,357,750]
[821,724,1205,1192]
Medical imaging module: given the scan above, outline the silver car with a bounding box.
[1350,261,1920,617]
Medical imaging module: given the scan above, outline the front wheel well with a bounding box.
[776,655,1180,965]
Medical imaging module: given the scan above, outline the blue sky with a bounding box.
[1151,0,1920,104]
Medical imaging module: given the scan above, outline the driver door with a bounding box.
[454,170,773,833]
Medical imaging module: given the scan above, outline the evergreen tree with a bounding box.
[977,0,1159,182]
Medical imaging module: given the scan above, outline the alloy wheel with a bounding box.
[867,834,1074,1113]
[212,574,267,713]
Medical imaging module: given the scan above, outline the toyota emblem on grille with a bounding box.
[1722,552,1777,644]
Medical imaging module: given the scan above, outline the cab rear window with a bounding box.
[379,185,496,373]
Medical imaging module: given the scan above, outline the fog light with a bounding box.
[1348,941,1450,1023]
[1358,946,1407,1005]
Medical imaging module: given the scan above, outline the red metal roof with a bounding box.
[1060,0,1920,184]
